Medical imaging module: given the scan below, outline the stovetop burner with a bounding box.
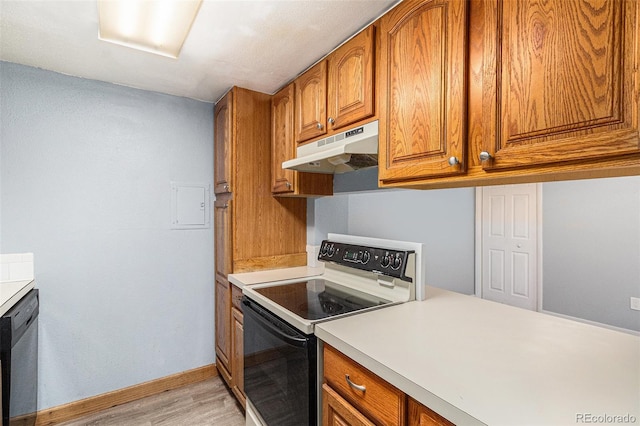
[255,279,390,321]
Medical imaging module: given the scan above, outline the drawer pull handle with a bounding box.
[345,374,366,392]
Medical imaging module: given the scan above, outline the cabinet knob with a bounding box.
[448,156,460,166]
[479,151,492,162]
[285,182,292,189]
[224,184,229,191]
[328,117,335,125]
[316,123,323,130]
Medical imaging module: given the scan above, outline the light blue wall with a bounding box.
[543,176,640,331]
[0,62,214,409]
[310,187,477,295]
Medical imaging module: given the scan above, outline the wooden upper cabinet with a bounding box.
[327,25,375,131]
[295,24,376,145]
[482,0,640,170]
[272,84,333,197]
[214,91,233,194]
[272,84,296,194]
[295,61,327,143]
[378,0,469,184]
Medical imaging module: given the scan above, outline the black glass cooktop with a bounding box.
[254,279,391,321]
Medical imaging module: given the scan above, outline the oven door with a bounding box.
[242,296,317,426]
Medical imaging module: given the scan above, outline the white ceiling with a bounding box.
[0,0,399,103]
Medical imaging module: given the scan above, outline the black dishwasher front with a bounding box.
[1,289,39,426]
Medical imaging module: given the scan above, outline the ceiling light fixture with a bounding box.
[97,0,203,59]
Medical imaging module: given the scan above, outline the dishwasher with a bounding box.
[1,289,39,426]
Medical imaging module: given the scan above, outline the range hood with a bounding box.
[282,120,378,174]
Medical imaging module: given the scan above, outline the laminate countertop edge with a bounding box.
[228,265,324,288]
[0,279,35,316]
[315,286,640,426]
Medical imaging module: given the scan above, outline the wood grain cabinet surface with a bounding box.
[231,284,245,408]
[481,0,640,170]
[378,0,469,185]
[322,345,455,426]
[214,91,233,195]
[295,24,376,145]
[323,345,406,426]
[408,398,454,426]
[271,83,333,197]
[327,25,375,132]
[295,61,328,144]
[214,276,232,384]
[376,0,639,189]
[213,86,307,397]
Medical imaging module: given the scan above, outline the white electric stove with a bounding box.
[242,234,425,426]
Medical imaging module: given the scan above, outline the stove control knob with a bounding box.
[391,254,402,270]
[361,251,371,264]
[320,244,328,256]
[380,252,391,268]
[327,243,335,257]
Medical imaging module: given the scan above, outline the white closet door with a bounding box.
[480,184,538,310]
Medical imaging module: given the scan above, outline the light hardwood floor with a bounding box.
[55,377,245,426]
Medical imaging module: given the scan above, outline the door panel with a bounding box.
[378,0,468,183]
[272,84,296,194]
[481,184,538,310]
[327,25,375,131]
[482,0,639,169]
[214,91,233,194]
[295,61,327,144]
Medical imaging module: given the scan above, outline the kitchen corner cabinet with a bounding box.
[295,25,376,145]
[378,0,468,185]
[323,345,453,426]
[480,0,640,170]
[271,83,333,197]
[213,86,307,397]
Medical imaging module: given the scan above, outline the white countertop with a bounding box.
[0,279,35,316]
[316,286,640,426]
[228,265,324,288]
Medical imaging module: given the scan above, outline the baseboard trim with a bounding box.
[35,364,218,425]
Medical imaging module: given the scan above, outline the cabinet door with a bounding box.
[323,384,375,426]
[482,0,639,170]
[214,198,232,278]
[214,90,233,194]
[231,307,246,408]
[215,276,231,382]
[327,25,375,131]
[378,0,468,184]
[272,84,296,194]
[408,398,453,426]
[295,61,327,143]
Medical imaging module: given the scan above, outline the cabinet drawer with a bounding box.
[231,283,243,311]
[324,345,405,426]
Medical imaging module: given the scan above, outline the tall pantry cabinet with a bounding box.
[213,87,308,404]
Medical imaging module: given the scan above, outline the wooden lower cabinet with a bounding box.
[408,398,454,426]
[323,384,375,426]
[231,304,245,408]
[214,276,231,384]
[323,345,453,426]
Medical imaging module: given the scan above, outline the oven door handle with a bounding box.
[243,299,309,348]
